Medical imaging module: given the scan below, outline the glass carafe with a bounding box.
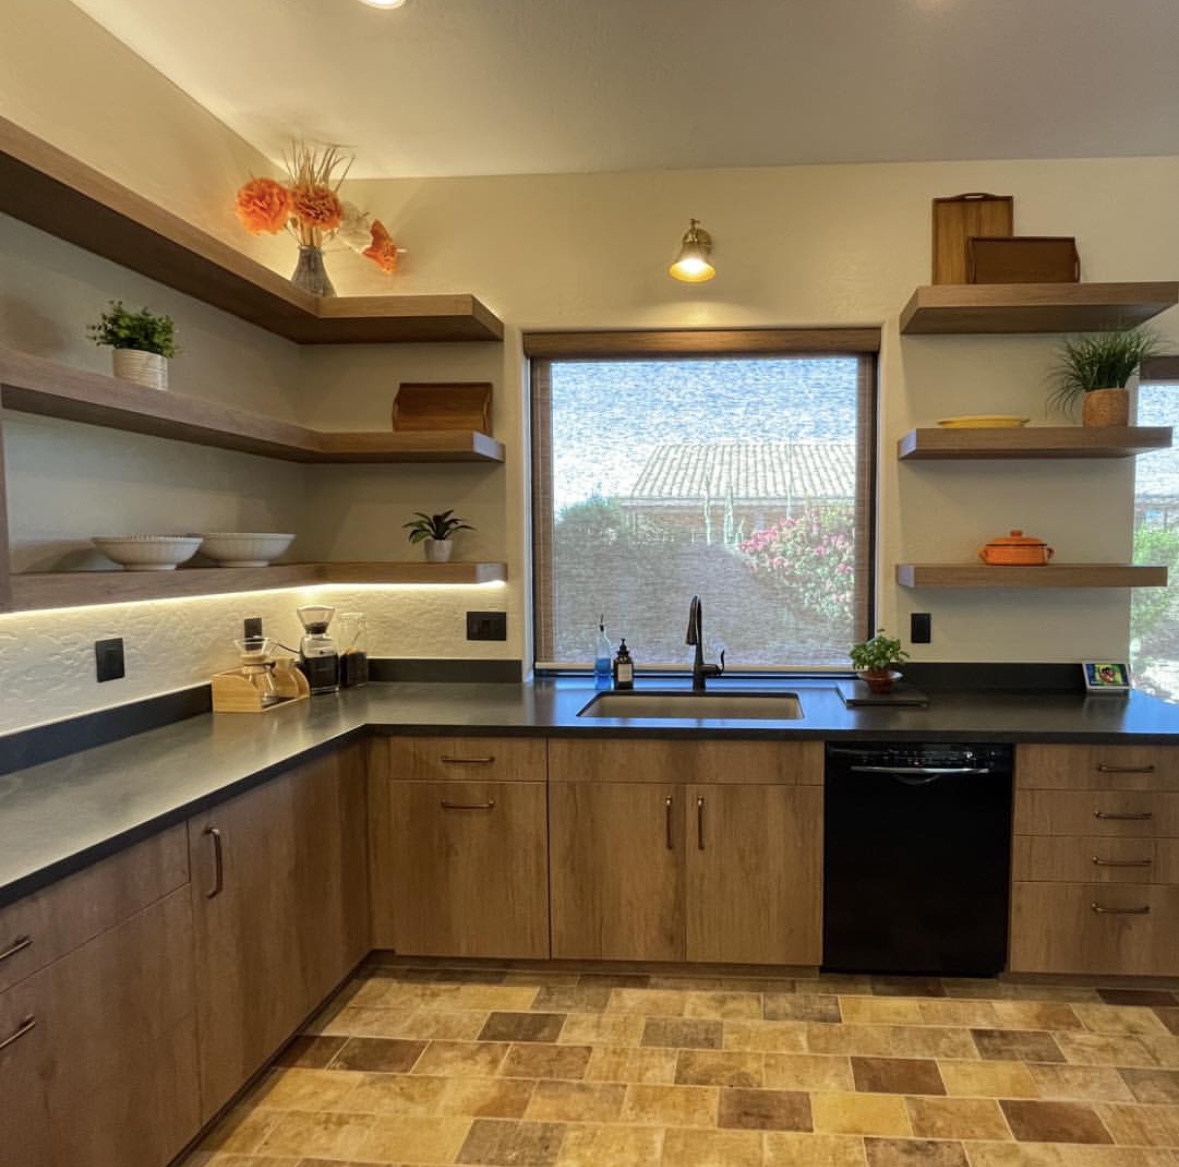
[338,612,369,688]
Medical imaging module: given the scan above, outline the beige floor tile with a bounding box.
[314,1005,416,1038]
[372,982,464,1010]
[812,1092,913,1137]
[583,1045,678,1084]
[1054,1033,1158,1068]
[1026,1063,1135,1102]
[683,990,764,1020]
[554,1123,665,1167]
[1075,1005,1171,1037]
[765,994,844,1023]
[991,1002,1085,1032]
[251,1067,365,1111]
[256,1111,376,1159]
[198,1106,281,1154]
[202,1157,301,1167]
[649,974,727,990]
[620,1082,720,1127]
[503,971,582,987]
[412,1040,510,1077]
[390,1009,491,1041]
[887,1027,980,1060]
[724,1019,809,1053]
[918,1001,1003,1029]
[661,1127,764,1166]
[558,1012,646,1047]
[336,1071,448,1115]
[841,997,926,1026]
[500,1043,594,1081]
[642,1016,723,1049]
[808,1024,896,1057]
[525,1080,626,1123]
[1119,1067,1179,1104]
[905,1096,1012,1141]
[1096,1102,1179,1147]
[452,984,541,1012]
[357,1113,474,1163]
[864,1138,970,1167]
[764,1131,868,1166]
[1140,1036,1179,1067]
[456,1118,568,1166]
[965,1143,1178,1166]
[439,1076,538,1118]
[765,1053,855,1092]
[1007,984,1101,1004]
[676,1049,765,1087]
[606,988,689,1016]
[938,1059,1040,1099]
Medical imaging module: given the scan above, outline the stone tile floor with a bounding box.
[184,963,1179,1167]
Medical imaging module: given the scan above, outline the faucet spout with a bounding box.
[685,594,724,691]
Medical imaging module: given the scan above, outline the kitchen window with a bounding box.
[527,329,880,671]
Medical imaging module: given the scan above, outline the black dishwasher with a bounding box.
[823,742,1013,976]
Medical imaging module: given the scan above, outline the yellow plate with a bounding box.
[937,414,1030,429]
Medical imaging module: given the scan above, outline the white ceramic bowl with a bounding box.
[92,535,203,572]
[196,532,295,568]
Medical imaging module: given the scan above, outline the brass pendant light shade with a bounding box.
[669,218,715,283]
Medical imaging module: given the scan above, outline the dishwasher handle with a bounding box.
[848,765,991,776]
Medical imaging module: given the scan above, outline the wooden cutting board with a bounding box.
[932,193,1014,284]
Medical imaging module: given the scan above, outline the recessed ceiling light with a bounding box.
[358,0,407,8]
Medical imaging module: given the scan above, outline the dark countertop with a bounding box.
[3,675,1179,908]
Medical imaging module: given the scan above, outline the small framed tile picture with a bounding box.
[1082,661,1131,693]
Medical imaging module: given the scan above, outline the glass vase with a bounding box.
[290,245,336,297]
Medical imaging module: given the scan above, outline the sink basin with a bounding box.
[578,690,804,721]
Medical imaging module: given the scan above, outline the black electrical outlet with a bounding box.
[910,612,932,644]
[95,638,125,682]
[466,611,507,641]
[243,617,264,640]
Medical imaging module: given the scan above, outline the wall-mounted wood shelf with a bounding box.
[0,115,503,345]
[898,426,1173,461]
[7,562,507,612]
[896,563,1168,589]
[900,283,1179,335]
[0,348,505,464]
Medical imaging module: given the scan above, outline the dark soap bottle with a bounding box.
[613,638,635,690]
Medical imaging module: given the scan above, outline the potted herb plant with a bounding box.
[87,301,177,391]
[1048,326,1161,427]
[849,628,910,695]
[403,510,474,563]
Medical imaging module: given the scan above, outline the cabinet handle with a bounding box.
[1094,810,1153,821]
[665,795,674,851]
[0,936,31,965]
[205,827,224,900]
[1092,856,1153,868]
[440,799,496,811]
[0,1015,36,1053]
[440,756,495,765]
[1097,763,1156,774]
[697,795,705,850]
[1091,903,1151,915]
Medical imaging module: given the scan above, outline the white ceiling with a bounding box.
[69,0,1179,179]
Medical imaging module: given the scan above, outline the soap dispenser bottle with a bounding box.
[613,639,634,690]
[594,616,612,690]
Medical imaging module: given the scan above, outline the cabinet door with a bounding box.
[0,888,200,1167]
[686,784,822,965]
[371,779,549,958]
[550,782,685,961]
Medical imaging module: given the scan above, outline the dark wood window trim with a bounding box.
[524,327,881,359]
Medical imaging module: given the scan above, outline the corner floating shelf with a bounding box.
[895,564,1167,590]
[900,283,1179,335]
[898,426,1173,461]
[0,115,502,344]
[8,562,507,612]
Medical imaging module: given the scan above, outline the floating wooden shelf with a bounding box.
[0,115,503,345]
[896,563,1168,589]
[900,283,1179,335]
[7,562,507,611]
[898,426,1173,461]
[0,347,505,464]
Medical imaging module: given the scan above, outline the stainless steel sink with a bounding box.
[578,690,804,721]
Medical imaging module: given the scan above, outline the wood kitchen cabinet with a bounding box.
[548,739,823,965]
[369,737,549,958]
[188,745,368,1118]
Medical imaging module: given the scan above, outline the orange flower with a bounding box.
[363,219,400,273]
[234,177,292,235]
[291,183,344,231]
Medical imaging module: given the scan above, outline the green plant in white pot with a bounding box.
[88,301,177,391]
[1047,326,1160,427]
[849,628,910,695]
[403,510,473,563]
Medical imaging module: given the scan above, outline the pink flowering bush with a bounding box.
[738,505,856,623]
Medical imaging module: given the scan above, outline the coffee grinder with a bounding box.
[296,605,340,694]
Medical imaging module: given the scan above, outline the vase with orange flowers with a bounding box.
[235,141,401,296]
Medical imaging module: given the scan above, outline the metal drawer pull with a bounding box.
[440,799,496,811]
[205,827,224,900]
[440,756,495,765]
[1094,810,1153,821]
[1097,763,1156,774]
[0,936,32,964]
[1092,856,1153,867]
[0,1016,36,1053]
[697,795,705,851]
[1091,903,1151,915]
[665,795,674,851]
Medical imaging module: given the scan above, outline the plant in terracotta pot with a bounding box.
[403,510,473,563]
[1047,326,1160,427]
[87,301,177,391]
[849,628,910,695]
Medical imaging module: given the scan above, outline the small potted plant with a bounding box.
[849,628,910,695]
[1047,326,1160,427]
[87,301,177,391]
[403,510,473,563]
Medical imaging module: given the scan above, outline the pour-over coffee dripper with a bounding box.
[233,635,281,706]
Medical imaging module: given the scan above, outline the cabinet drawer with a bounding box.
[548,738,822,785]
[1013,835,1179,884]
[1009,881,1179,976]
[1014,789,1179,837]
[0,824,189,993]
[1017,744,1179,791]
[377,736,546,783]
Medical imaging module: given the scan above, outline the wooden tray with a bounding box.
[392,382,493,435]
[932,193,1013,284]
[968,236,1080,284]
[212,660,309,713]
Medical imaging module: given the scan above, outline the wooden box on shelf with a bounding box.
[211,660,310,714]
[392,382,493,435]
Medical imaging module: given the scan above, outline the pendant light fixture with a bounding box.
[668,218,715,283]
[358,0,407,8]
